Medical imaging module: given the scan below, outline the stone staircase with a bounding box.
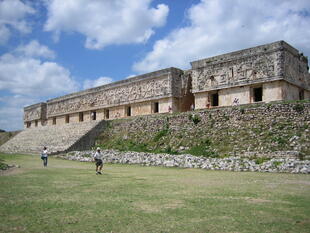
[0,120,107,155]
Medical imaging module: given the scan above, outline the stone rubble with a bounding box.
[56,150,310,174]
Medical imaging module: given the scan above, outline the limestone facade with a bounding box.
[191,41,310,109]
[24,41,310,128]
[24,102,47,128]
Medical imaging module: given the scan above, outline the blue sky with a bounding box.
[0,0,310,131]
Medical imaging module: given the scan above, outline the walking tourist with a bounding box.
[41,146,48,167]
[93,147,103,175]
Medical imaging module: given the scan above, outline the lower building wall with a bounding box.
[70,113,80,123]
[262,81,283,102]
[44,97,180,126]
[194,92,209,109]
[281,81,301,100]
[109,106,126,120]
[194,81,289,109]
[24,120,46,129]
[160,97,175,113]
[219,86,250,106]
[97,109,105,120]
[305,90,310,99]
[56,115,67,125]
[132,101,152,117]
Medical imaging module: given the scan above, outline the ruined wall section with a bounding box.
[47,68,183,117]
[190,41,285,94]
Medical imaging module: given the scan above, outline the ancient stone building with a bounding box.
[24,67,193,128]
[24,41,310,129]
[191,41,310,109]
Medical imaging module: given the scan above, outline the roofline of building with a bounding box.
[46,67,183,104]
[190,40,304,69]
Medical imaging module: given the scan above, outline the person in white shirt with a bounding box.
[93,147,103,175]
[41,146,48,167]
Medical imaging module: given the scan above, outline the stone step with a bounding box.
[0,120,107,154]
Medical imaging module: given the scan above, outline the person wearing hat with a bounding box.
[93,147,103,175]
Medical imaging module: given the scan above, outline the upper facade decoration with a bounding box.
[24,103,47,122]
[47,68,183,117]
[190,41,309,93]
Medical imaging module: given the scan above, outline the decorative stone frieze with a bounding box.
[47,68,183,117]
[24,102,47,122]
[190,41,309,93]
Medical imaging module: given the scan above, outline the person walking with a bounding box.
[93,147,103,175]
[41,146,48,167]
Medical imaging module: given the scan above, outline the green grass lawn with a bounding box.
[0,154,310,233]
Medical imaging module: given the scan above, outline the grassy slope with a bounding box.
[0,131,20,146]
[97,101,310,157]
[0,154,310,233]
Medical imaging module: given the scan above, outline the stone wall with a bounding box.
[96,101,310,157]
[57,150,310,174]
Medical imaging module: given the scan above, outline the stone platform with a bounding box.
[0,120,107,155]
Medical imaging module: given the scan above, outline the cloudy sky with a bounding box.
[0,0,310,131]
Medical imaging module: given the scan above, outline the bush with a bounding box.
[186,145,218,157]
[271,136,287,145]
[273,161,282,167]
[0,159,9,170]
[189,114,201,125]
[293,104,304,113]
[254,157,269,164]
[154,128,169,142]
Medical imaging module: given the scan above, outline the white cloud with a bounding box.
[0,41,79,131]
[83,76,113,89]
[133,0,310,73]
[0,0,35,45]
[15,40,56,59]
[0,53,78,97]
[0,95,37,131]
[44,0,169,49]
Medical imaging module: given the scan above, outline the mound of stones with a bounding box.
[56,150,310,174]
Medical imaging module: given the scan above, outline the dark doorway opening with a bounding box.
[91,111,97,120]
[211,93,219,106]
[299,90,304,100]
[154,102,159,113]
[127,106,131,117]
[79,112,84,122]
[105,109,109,119]
[65,115,70,123]
[253,87,263,102]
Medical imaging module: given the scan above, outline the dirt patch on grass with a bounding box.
[0,167,24,176]
[245,197,273,204]
[134,200,184,213]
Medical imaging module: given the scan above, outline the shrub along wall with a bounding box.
[96,100,310,159]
